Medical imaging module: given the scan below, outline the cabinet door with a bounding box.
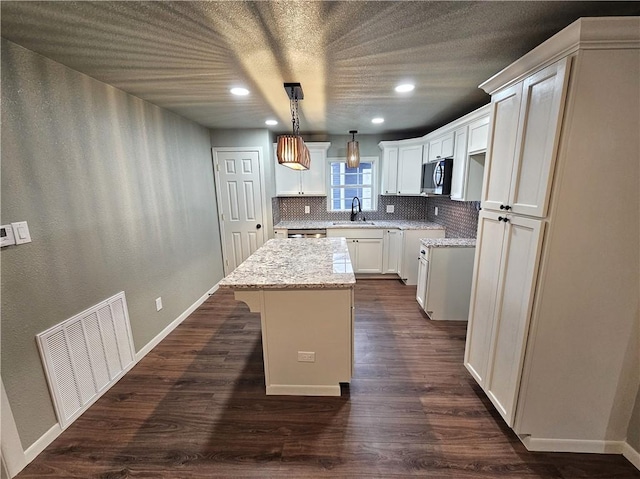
[464,211,505,387]
[484,215,544,426]
[275,164,302,195]
[416,258,428,309]
[380,147,399,195]
[428,132,454,162]
[355,239,383,273]
[509,58,569,217]
[397,145,423,195]
[468,115,490,153]
[300,147,327,195]
[482,82,523,212]
[273,229,287,239]
[450,126,468,201]
[346,240,357,269]
[382,229,403,274]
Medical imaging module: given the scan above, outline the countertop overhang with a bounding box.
[219,238,355,290]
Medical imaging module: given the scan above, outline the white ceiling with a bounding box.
[2,1,638,136]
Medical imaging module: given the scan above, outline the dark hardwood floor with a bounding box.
[18,280,639,478]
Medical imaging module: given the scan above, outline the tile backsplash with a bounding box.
[426,196,480,238]
[276,195,428,222]
[274,195,480,238]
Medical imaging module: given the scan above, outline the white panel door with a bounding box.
[482,82,522,212]
[464,210,505,387]
[214,149,265,274]
[485,215,544,426]
[397,145,422,195]
[509,58,569,217]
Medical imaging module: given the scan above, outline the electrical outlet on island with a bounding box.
[304,205,310,214]
[434,206,439,216]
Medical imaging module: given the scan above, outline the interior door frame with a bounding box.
[212,146,269,276]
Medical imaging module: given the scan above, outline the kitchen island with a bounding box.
[219,238,355,396]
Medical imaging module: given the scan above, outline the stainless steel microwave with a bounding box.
[421,158,453,195]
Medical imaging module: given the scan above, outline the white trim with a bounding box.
[480,17,640,94]
[1,379,27,478]
[520,436,625,454]
[135,282,219,361]
[266,384,341,396]
[623,441,640,471]
[23,423,61,464]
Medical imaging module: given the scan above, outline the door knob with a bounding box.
[256,224,262,229]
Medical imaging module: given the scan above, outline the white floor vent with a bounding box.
[36,291,136,429]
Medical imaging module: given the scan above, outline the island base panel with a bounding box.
[234,288,354,396]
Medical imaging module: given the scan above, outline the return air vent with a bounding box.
[36,292,135,429]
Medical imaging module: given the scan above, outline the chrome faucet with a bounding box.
[350,196,365,222]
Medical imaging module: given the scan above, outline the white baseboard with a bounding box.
[266,384,341,396]
[622,441,640,471]
[135,282,219,361]
[23,423,62,464]
[6,283,219,478]
[520,436,625,454]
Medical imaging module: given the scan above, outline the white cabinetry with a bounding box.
[467,115,490,154]
[380,146,398,195]
[427,132,454,162]
[275,142,330,196]
[482,59,569,217]
[327,229,383,273]
[449,126,468,201]
[465,18,640,451]
[379,141,423,195]
[400,229,445,285]
[465,211,544,424]
[382,229,403,274]
[273,228,287,239]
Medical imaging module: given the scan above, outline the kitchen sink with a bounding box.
[332,221,375,225]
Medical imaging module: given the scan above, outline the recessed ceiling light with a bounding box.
[230,87,249,96]
[265,119,278,126]
[371,117,385,124]
[395,83,415,93]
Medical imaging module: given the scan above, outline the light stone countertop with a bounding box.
[420,238,476,248]
[274,220,445,231]
[219,238,355,290]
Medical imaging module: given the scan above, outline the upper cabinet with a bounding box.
[482,58,569,217]
[467,115,490,154]
[379,140,423,195]
[427,131,454,162]
[275,142,330,196]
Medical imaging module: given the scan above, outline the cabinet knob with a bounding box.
[500,204,505,210]
[498,216,510,223]
[504,205,512,210]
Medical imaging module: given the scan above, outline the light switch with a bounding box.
[11,221,32,244]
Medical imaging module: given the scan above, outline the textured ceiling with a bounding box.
[2,1,639,135]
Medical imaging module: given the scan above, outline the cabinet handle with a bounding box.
[498,216,510,223]
[500,204,505,210]
[500,204,512,210]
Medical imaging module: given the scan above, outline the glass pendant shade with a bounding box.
[346,130,360,168]
[277,135,310,170]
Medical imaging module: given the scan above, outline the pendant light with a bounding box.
[347,130,360,168]
[277,83,310,170]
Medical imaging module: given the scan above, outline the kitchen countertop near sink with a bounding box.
[420,238,476,248]
[274,220,445,231]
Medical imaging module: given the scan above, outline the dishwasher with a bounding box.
[287,229,327,239]
[416,243,476,321]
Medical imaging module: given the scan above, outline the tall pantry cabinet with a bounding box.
[464,17,640,453]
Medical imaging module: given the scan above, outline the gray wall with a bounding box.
[1,39,224,449]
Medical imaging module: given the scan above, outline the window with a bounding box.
[328,158,376,211]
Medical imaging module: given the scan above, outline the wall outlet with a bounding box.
[386,205,395,213]
[304,205,310,214]
[297,351,315,362]
[434,206,439,216]
[155,297,163,311]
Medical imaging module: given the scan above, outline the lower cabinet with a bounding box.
[382,229,403,274]
[464,210,544,426]
[327,229,384,273]
[400,229,445,285]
